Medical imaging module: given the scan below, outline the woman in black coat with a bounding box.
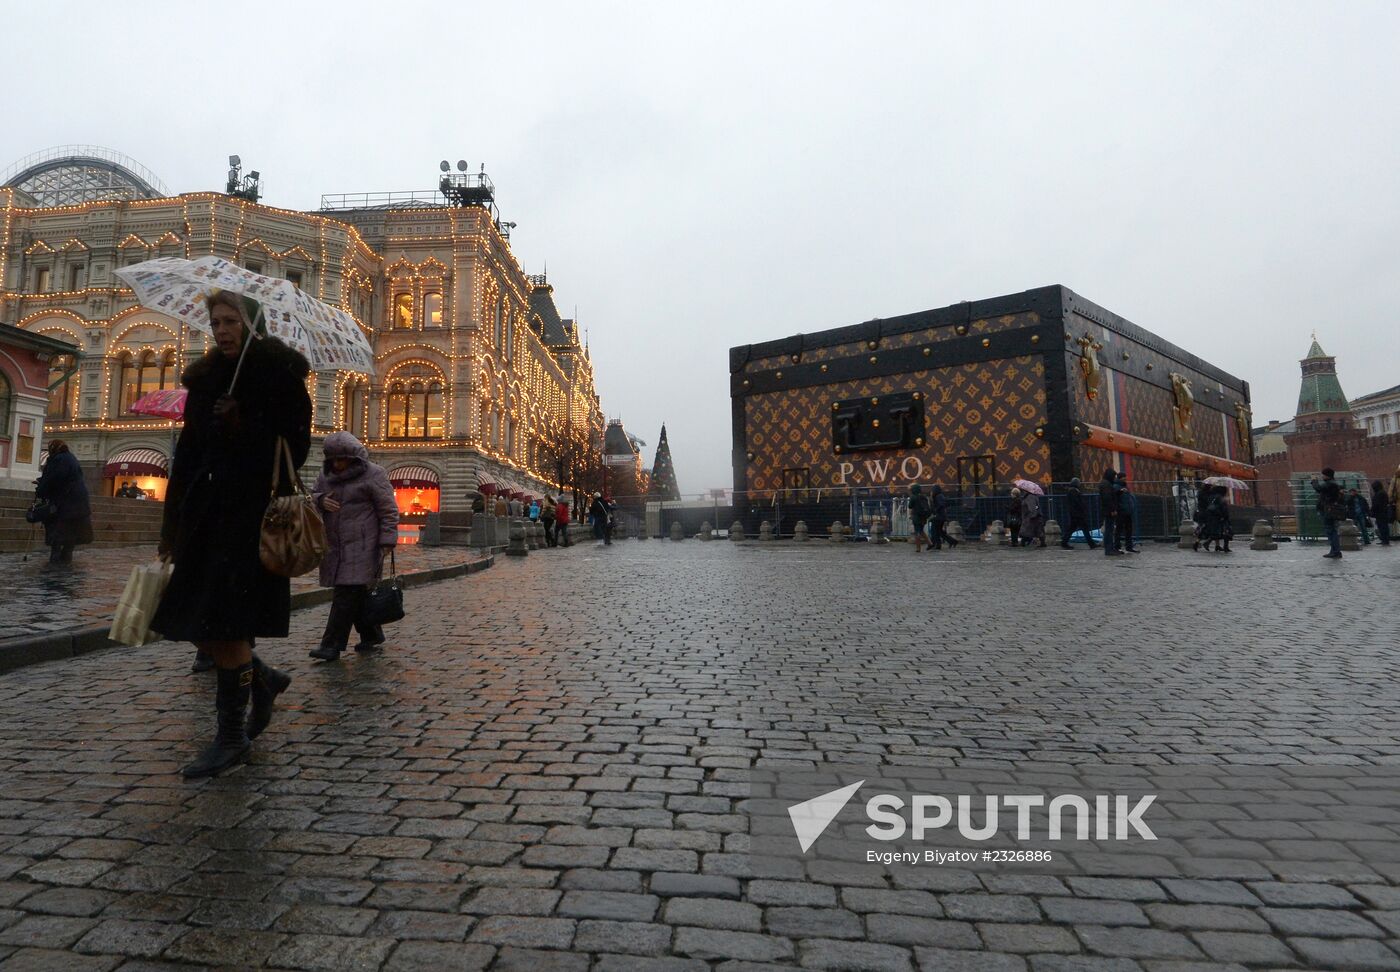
[34,440,94,566]
[152,292,311,778]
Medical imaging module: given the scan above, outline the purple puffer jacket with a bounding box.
[311,431,399,587]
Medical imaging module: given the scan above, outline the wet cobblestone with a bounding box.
[0,540,1396,968]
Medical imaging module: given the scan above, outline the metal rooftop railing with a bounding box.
[1,144,170,197]
[318,190,449,211]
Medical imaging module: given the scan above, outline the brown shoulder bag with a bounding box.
[259,436,326,577]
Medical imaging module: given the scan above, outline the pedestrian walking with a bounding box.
[1006,488,1023,547]
[309,431,398,662]
[1348,488,1372,545]
[151,291,309,778]
[33,439,93,567]
[1116,473,1139,553]
[556,496,572,547]
[1099,468,1122,556]
[930,484,957,550]
[908,484,931,553]
[1312,467,1346,559]
[1199,485,1233,552]
[541,495,557,546]
[1371,480,1392,546]
[1060,478,1097,549]
[1191,479,1212,551]
[528,498,541,523]
[1021,488,1046,547]
[590,492,614,545]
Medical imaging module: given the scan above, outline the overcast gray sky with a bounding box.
[8,1,1398,492]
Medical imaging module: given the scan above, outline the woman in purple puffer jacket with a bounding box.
[309,432,399,661]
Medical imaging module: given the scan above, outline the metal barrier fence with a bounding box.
[623,479,1389,541]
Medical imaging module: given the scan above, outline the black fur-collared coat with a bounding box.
[152,336,311,642]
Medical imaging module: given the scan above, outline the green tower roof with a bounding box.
[1296,337,1351,416]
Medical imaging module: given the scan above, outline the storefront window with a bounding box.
[115,353,139,415]
[394,293,414,329]
[46,355,75,421]
[385,368,445,439]
[424,291,443,327]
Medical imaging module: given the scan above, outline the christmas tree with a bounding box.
[648,424,681,501]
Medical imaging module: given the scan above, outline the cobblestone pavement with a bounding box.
[0,539,1397,970]
[0,545,483,642]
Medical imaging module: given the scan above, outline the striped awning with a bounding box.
[102,448,168,479]
[477,471,499,495]
[388,465,440,490]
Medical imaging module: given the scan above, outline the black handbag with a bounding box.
[25,499,56,524]
[364,550,405,626]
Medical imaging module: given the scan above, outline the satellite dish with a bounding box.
[439,160,450,172]
[456,160,468,172]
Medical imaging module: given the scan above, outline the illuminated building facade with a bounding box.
[0,148,606,514]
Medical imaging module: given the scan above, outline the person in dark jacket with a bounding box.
[556,497,572,547]
[33,439,93,566]
[310,432,398,662]
[1348,489,1372,545]
[1020,489,1046,547]
[590,492,614,546]
[1098,468,1122,556]
[1191,479,1213,551]
[909,484,931,553]
[1372,480,1392,546]
[1116,473,1139,553]
[1005,489,1023,547]
[152,292,311,778]
[1060,478,1097,549]
[541,496,558,547]
[1312,467,1345,559]
[929,484,957,550]
[1201,485,1233,552]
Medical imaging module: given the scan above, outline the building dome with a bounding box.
[2,145,168,207]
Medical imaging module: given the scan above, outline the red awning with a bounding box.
[102,448,168,480]
[388,465,440,490]
[477,472,498,495]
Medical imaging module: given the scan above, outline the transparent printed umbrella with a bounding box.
[114,256,375,379]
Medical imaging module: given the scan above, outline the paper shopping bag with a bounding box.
[109,560,173,646]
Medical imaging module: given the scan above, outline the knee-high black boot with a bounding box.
[247,654,291,741]
[182,664,252,778]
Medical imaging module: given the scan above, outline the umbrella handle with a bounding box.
[227,304,266,394]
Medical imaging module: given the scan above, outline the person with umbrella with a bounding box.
[152,291,309,778]
[1015,480,1046,548]
[1060,477,1097,550]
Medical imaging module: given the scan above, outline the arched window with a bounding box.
[393,293,414,330]
[342,380,368,438]
[0,370,12,436]
[424,291,444,328]
[137,350,161,401]
[506,309,515,362]
[46,355,76,421]
[115,352,139,415]
[493,295,503,348]
[159,349,177,390]
[385,366,445,439]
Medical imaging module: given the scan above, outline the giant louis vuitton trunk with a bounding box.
[729,285,1255,511]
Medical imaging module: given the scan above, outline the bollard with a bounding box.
[830,521,846,543]
[507,519,529,557]
[1250,519,1278,551]
[536,521,548,547]
[1339,519,1361,552]
[1178,519,1197,550]
[671,521,684,541]
[759,520,775,541]
[794,520,809,542]
[1044,519,1063,547]
[946,521,965,544]
[986,519,1007,545]
[524,521,538,550]
[637,520,649,540]
[870,520,889,544]
[699,521,713,541]
[729,520,746,542]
